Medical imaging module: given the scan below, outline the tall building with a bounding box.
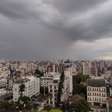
[0,77,7,88]
[48,74,60,107]
[13,76,40,102]
[82,61,91,75]
[40,72,61,107]
[46,64,60,73]
[91,61,98,76]
[61,72,73,101]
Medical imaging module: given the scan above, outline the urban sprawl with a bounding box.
[0,59,112,112]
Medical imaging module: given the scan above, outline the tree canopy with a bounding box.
[57,71,65,106]
[35,69,44,77]
[68,95,90,112]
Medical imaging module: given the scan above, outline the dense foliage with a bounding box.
[73,74,90,98]
[17,96,32,110]
[63,95,90,112]
[35,69,44,77]
[57,71,65,106]
[19,83,25,97]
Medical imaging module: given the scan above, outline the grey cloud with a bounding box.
[59,0,112,41]
[0,0,111,42]
[0,0,112,59]
[0,0,62,24]
[0,20,69,59]
[0,0,34,19]
[40,0,112,42]
[52,0,106,13]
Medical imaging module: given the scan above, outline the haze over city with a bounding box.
[0,0,112,60]
[1,1,112,112]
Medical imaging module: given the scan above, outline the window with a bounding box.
[50,89,52,93]
[54,86,57,90]
[88,93,91,96]
[50,85,52,89]
[88,87,91,91]
[103,88,106,92]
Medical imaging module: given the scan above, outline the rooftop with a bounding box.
[87,79,106,87]
[14,78,30,84]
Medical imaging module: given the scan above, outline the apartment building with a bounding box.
[0,77,7,88]
[48,74,60,107]
[81,61,91,75]
[13,76,40,102]
[87,79,108,112]
[40,72,61,107]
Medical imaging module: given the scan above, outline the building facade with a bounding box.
[40,72,61,107]
[87,79,108,112]
[13,76,40,102]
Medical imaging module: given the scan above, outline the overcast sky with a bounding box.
[0,0,112,60]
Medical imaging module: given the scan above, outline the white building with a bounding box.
[110,88,112,97]
[41,72,60,85]
[48,74,60,107]
[0,88,7,97]
[41,72,73,107]
[82,61,91,75]
[61,70,73,101]
[40,72,61,107]
[64,65,77,76]
[40,74,53,95]
[13,76,40,102]
[87,79,108,112]
[0,77,7,88]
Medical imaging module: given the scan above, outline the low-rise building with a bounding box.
[87,79,108,112]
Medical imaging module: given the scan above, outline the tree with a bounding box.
[57,71,65,107]
[68,95,90,112]
[17,96,32,112]
[19,83,25,97]
[35,69,44,77]
[72,74,90,98]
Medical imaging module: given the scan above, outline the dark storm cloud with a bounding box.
[0,0,111,41]
[52,0,106,13]
[62,0,112,41]
[0,0,112,59]
[0,0,34,19]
